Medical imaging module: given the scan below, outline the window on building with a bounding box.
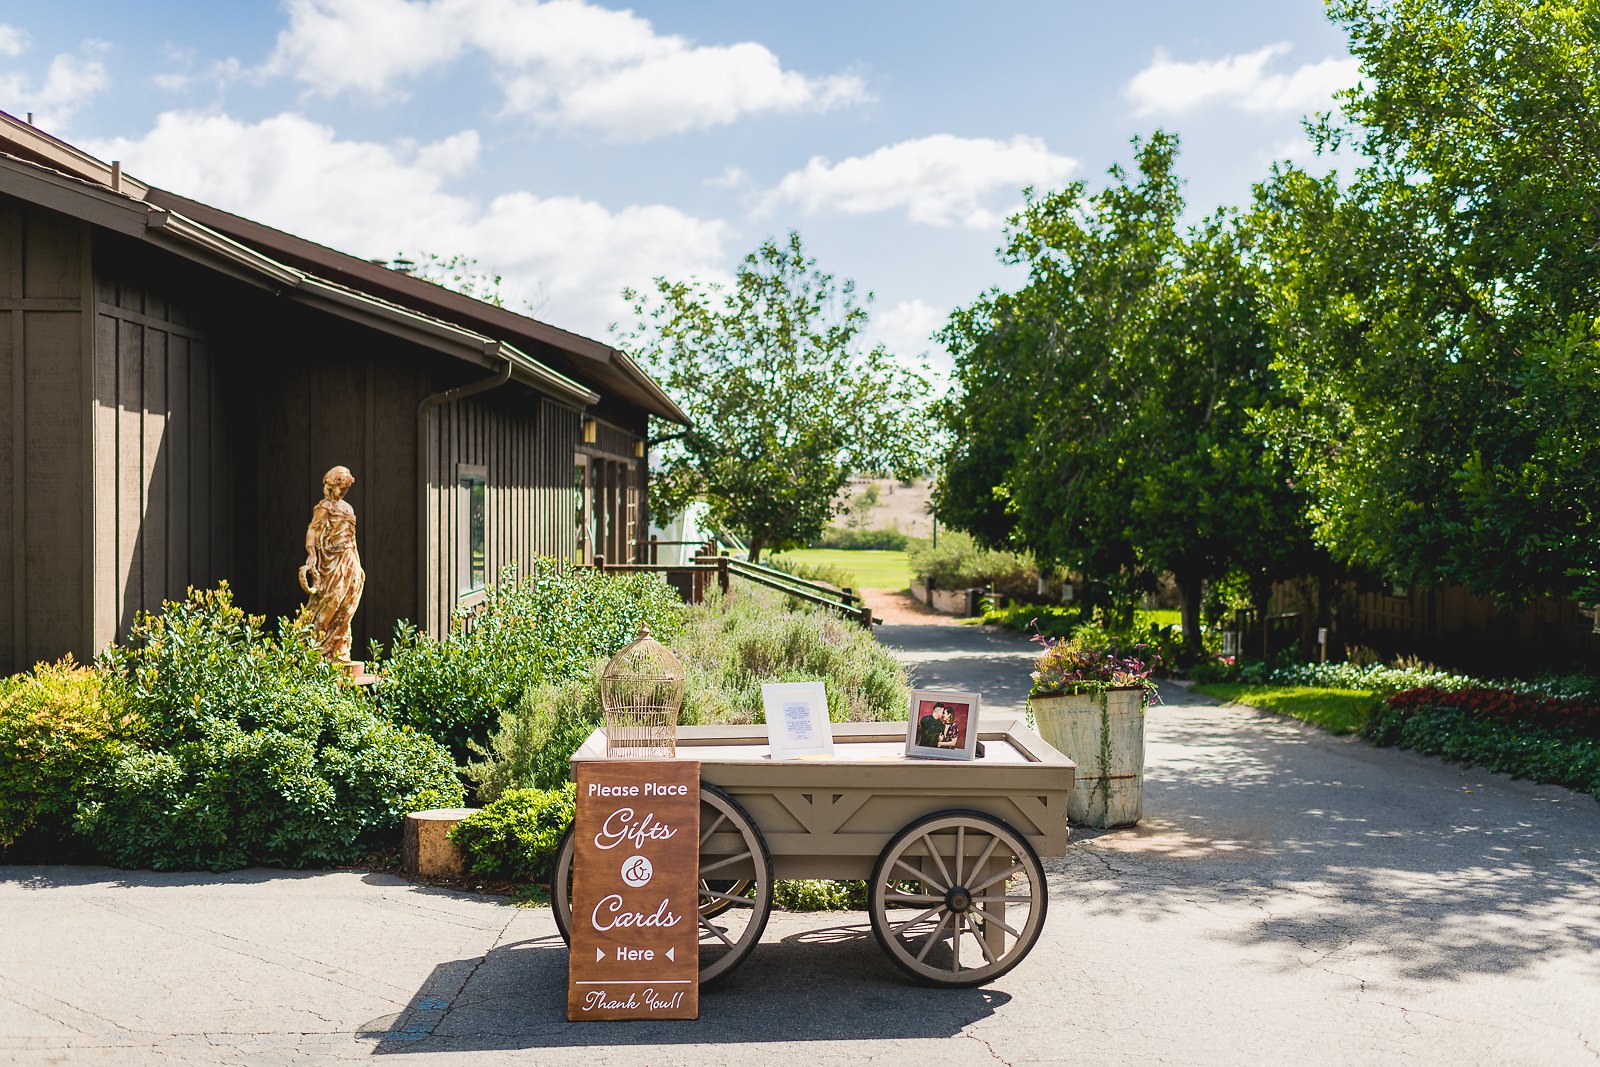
[458,464,487,595]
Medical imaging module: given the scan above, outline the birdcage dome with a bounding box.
[600,623,685,757]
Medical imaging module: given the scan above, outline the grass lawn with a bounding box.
[1192,684,1378,736]
[771,549,911,591]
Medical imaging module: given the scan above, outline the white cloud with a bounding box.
[763,134,1077,229]
[871,298,945,357]
[265,0,868,140]
[705,165,748,190]
[0,44,111,130]
[88,111,730,337]
[0,24,30,58]
[1126,43,1357,117]
[868,298,952,388]
[152,56,245,94]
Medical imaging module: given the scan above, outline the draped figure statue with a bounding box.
[298,465,365,666]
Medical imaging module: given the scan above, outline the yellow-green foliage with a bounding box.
[0,658,137,849]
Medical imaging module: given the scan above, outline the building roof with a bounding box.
[0,109,687,424]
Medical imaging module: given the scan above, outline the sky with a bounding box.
[0,1,1357,378]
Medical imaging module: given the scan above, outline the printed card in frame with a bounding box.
[906,689,981,761]
[762,681,834,760]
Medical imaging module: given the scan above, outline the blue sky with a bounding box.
[0,2,1355,374]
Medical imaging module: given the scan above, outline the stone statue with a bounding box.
[298,465,365,667]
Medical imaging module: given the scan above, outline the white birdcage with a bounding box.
[600,623,686,757]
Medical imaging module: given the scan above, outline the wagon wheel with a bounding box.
[868,810,1047,988]
[551,782,774,985]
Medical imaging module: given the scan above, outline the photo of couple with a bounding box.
[906,690,981,760]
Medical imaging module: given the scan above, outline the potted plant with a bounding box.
[1027,636,1160,829]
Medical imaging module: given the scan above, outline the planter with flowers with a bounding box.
[1027,636,1160,829]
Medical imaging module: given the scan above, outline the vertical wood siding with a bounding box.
[233,322,422,656]
[421,392,581,635]
[0,201,88,674]
[91,246,232,649]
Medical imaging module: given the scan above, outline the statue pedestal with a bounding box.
[338,660,379,686]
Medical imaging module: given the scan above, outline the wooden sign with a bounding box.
[568,760,701,1022]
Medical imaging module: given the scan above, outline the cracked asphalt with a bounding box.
[3,621,1598,1065]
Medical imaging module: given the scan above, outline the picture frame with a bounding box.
[762,681,834,760]
[905,689,982,761]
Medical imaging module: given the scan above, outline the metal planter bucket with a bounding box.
[1029,688,1146,829]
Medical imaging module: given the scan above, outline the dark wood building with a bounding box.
[0,112,687,675]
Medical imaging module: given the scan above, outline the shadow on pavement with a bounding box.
[1056,705,1600,984]
[365,921,1011,1053]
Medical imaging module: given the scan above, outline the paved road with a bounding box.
[3,622,1597,1065]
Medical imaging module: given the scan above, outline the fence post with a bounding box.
[595,554,606,573]
[716,555,730,595]
[858,602,874,628]
[649,536,659,565]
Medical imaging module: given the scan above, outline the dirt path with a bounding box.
[857,587,965,626]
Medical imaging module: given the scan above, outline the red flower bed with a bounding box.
[1387,687,1600,739]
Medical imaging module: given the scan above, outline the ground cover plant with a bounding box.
[84,586,463,871]
[373,559,684,760]
[1365,687,1600,800]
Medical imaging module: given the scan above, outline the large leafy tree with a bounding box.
[622,232,930,562]
[940,134,1310,651]
[1253,0,1600,604]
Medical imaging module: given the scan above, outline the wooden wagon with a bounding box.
[551,719,1075,988]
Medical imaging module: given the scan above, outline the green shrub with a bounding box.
[676,585,910,725]
[374,559,684,759]
[464,585,912,799]
[464,676,605,802]
[814,527,916,551]
[774,879,867,911]
[449,785,576,884]
[83,586,463,871]
[0,658,138,850]
[909,530,1035,596]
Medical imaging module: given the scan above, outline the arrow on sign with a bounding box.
[666,947,675,962]
[596,947,606,962]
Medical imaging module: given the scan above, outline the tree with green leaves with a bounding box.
[939,133,1311,652]
[1252,0,1600,605]
[621,232,930,562]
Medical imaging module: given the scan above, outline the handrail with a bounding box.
[707,556,878,627]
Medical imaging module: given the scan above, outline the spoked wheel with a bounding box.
[868,810,1048,988]
[551,782,774,985]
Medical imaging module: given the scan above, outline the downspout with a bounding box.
[416,350,514,638]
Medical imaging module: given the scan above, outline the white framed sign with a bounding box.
[761,681,834,760]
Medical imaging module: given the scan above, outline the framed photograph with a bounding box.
[762,681,834,760]
[906,690,982,761]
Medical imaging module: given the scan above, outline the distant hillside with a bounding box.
[834,477,933,538]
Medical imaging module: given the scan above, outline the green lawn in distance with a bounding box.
[771,549,911,591]
[1191,684,1377,736]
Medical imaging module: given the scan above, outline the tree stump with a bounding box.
[402,808,478,879]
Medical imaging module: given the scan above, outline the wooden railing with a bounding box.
[592,545,877,627]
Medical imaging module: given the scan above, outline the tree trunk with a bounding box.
[1178,570,1204,657]
[747,536,765,564]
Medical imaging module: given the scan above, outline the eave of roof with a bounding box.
[0,107,688,426]
[0,151,600,409]
[144,189,691,426]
